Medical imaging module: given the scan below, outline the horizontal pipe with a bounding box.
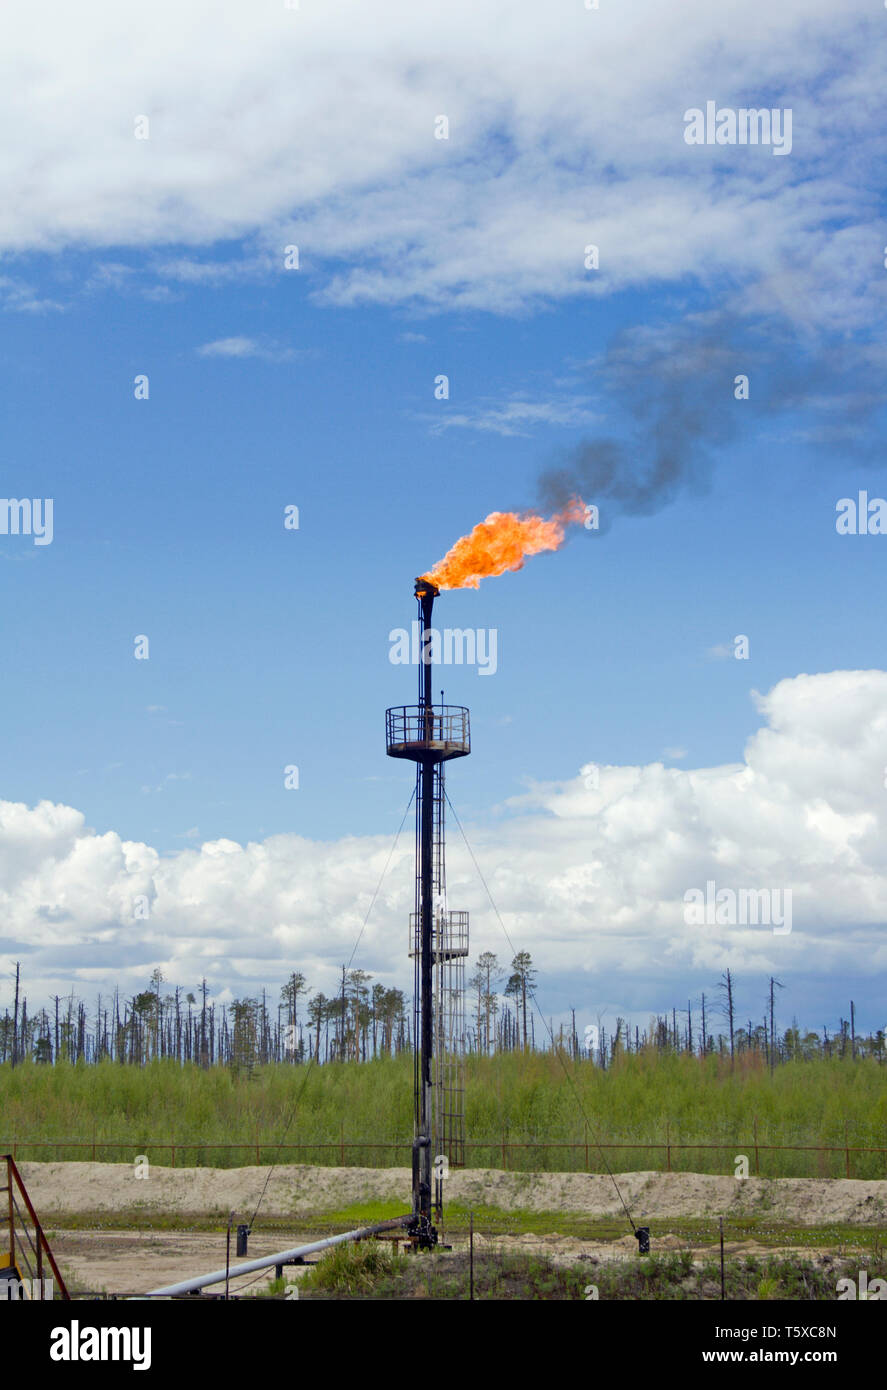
[142,1216,413,1298]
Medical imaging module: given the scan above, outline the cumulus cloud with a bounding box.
[2,671,887,1009]
[0,1,882,324]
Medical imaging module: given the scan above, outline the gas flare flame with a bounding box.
[422,498,586,591]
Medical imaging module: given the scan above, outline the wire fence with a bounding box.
[2,1130,885,1179]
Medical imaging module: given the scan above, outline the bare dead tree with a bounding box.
[718,970,736,1064]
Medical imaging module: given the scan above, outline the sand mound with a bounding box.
[17,1161,887,1226]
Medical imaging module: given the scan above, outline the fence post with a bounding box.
[719,1217,726,1301]
[844,1121,850,1179]
[14,1133,879,1178]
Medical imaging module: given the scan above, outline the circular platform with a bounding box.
[386,705,470,761]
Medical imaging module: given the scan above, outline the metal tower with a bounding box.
[386,577,470,1247]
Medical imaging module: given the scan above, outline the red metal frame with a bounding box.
[0,1153,70,1298]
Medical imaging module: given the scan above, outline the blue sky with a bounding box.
[3,271,881,847]
[1,0,886,1039]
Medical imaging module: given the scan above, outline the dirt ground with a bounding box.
[45,1228,311,1296]
[46,1226,857,1297]
[17,1162,887,1297]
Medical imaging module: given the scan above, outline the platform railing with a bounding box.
[386,704,470,755]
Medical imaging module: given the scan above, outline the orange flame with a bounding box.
[423,498,586,591]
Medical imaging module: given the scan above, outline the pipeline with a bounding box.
[141,1216,413,1298]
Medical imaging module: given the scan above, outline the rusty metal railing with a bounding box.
[1,1153,70,1298]
[1,1135,884,1180]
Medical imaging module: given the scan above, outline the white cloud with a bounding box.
[0,1,880,323]
[140,284,181,303]
[155,257,262,285]
[196,336,296,362]
[84,262,135,292]
[2,671,887,1006]
[0,275,64,314]
[197,336,261,358]
[429,396,599,437]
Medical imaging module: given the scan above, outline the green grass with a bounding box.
[0,1050,884,1178]
[299,1240,407,1293]
[283,1246,887,1301]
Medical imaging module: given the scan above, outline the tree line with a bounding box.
[568,970,886,1068]
[0,960,883,1069]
